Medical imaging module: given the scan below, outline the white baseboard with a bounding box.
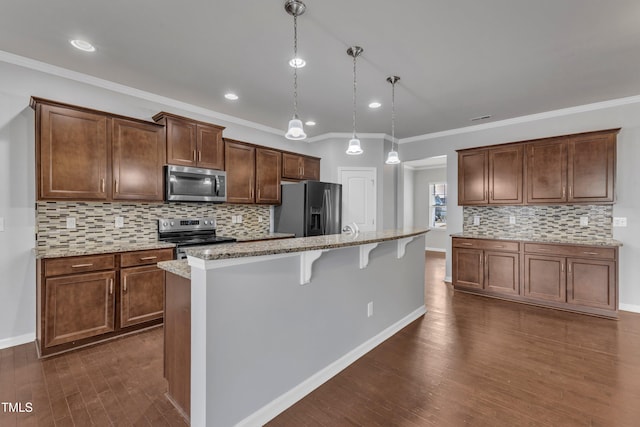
[425,247,446,253]
[620,303,640,314]
[0,333,35,350]
[236,305,428,427]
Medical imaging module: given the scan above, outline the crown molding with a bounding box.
[399,94,640,144]
[0,50,285,136]
[307,132,392,143]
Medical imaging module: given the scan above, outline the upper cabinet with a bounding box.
[458,145,522,205]
[32,98,166,202]
[282,152,320,181]
[458,129,618,206]
[225,139,282,205]
[153,112,225,170]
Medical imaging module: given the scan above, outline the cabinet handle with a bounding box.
[123,278,127,293]
[460,243,473,246]
[537,248,550,252]
[561,262,564,273]
[115,179,119,193]
[109,278,113,295]
[583,251,599,256]
[71,263,93,268]
[568,263,572,274]
[257,189,261,200]
[569,186,572,198]
[198,151,202,162]
[139,256,158,261]
[562,186,566,198]
[495,245,504,248]
[193,150,197,161]
[101,178,105,192]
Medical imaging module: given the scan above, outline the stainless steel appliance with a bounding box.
[158,218,236,259]
[274,181,342,237]
[165,165,227,203]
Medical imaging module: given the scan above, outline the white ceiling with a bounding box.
[2,1,640,140]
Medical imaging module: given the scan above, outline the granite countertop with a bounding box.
[450,232,623,247]
[233,232,295,242]
[158,259,191,279]
[185,228,429,261]
[34,241,177,259]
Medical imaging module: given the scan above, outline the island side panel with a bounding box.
[197,236,426,426]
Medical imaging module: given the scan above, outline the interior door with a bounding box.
[339,168,377,232]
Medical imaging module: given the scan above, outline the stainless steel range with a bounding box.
[158,218,236,259]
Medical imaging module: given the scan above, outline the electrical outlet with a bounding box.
[509,216,516,225]
[231,215,237,224]
[367,301,374,318]
[0,217,4,232]
[473,216,480,226]
[580,216,589,226]
[115,216,124,228]
[258,215,263,223]
[613,217,627,227]
[237,215,243,223]
[66,217,76,229]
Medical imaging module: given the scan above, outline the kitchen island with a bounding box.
[159,228,429,426]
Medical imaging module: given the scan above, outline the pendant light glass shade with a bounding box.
[346,138,363,155]
[385,76,401,165]
[385,150,400,164]
[284,1,306,140]
[286,115,306,140]
[346,46,364,155]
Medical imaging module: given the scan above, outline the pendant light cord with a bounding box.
[293,13,299,117]
[391,80,396,150]
[352,53,357,138]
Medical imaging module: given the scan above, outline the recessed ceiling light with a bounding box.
[289,57,306,68]
[470,114,492,121]
[369,102,382,109]
[224,93,239,100]
[70,39,96,52]
[305,120,316,126]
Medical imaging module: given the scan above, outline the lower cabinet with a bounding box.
[37,248,174,356]
[453,237,619,318]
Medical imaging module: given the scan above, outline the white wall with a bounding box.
[411,167,448,251]
[0,58,320,346]
[403,167,414,228]
[401,99,640,312]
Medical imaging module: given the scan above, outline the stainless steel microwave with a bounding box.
[165,165,227,203]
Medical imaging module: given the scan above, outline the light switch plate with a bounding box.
[580,216,589,226]
[66,217,76,229]
[237,215,243,224]
[509,216,516,225]
[115,216,124,228]
[473,216,480,226]
[0,217,4,232]
[231,215,237,224]
[613,217,627,227]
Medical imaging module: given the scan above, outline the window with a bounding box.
[429,183,447,229]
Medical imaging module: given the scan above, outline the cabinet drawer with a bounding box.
[44,254,116,277]
[453,238,519,252]
[121,248,175,267]
[524,243,616,259]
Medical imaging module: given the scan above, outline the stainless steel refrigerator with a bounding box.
[274,181,342,237]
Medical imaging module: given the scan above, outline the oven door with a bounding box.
[165,165,226,202]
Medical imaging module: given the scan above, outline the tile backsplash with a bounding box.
[36,202,270,250]
[463,205,613,240]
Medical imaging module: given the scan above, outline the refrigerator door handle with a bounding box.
[321,189,329,235]
[325,188,332,234]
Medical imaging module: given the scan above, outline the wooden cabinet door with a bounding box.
[485,251,519,295]
[256,148,281,204]
[523,254,566,302]
[225,140,256,203]
[282,152,302,179]
[567,258,616,310]
[525,139,567,203]
[301,156,320,180]
[166,116,197,167]
[120,265,165,328]
[458,149,488,205]
[112,118,166,201]
[196,124,225,170]
[44,271,115,348]
[38,103,109,200]
[567,133,615,203]
[488,145,523,204]
[453,248,484,290]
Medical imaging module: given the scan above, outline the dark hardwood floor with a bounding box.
[1,252,639,426]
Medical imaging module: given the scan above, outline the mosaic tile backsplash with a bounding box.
[36,202,270,250]
[463,205,613,240]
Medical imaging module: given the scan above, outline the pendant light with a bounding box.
[284,0,307,140]
[346,46,364,155]
[385,76,401,164]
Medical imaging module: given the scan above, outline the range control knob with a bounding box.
[170,221,175,226]
[162,222,168,227]
[204,220,209,225]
